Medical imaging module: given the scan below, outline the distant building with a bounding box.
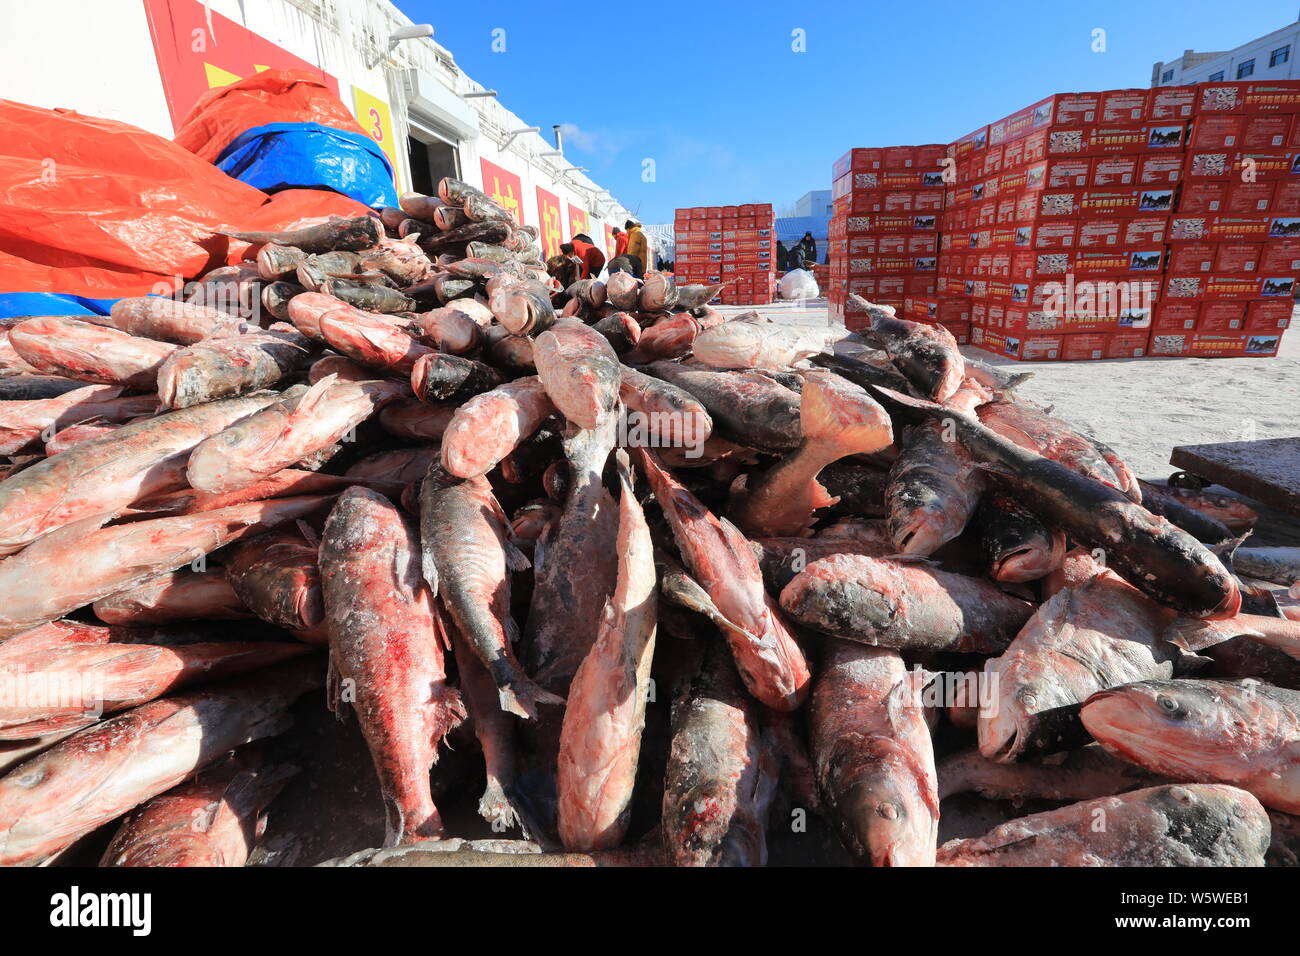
[793,189,833,218]
[1152,18,1300,86]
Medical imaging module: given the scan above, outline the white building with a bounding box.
[792,190,833,218]
[0,0,631,258]
[1152,18,1300,86]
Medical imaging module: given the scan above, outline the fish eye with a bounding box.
[875,801,900,820]
[1018,690,1037,708]
[1157,695,1180,714]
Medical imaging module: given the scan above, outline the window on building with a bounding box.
[1237,59,1255,78]
[1209,71,1225,81]
[1161,68,1174,84]
[1272,45,1290,67]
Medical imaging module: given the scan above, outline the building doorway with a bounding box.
[407,120,460,196]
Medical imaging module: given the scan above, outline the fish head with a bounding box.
[989,528,1067,583]
[1144,784,1270,865]
[1081,680,1253,776]
[826,736,936,867]
[888,501,961,556]
[977,655,1084,762]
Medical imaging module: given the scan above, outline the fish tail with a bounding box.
[384,794,444,847]
[496,674,565,721]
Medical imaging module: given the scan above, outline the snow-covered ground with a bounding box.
[732,299,1300,481]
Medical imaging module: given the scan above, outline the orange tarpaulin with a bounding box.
[174,70,368,164]
[0,99,372,300]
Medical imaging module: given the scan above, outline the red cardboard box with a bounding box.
[1138,154,1183,185]
[1272,179,1300,214]
[1214,241,1262,272]
[1153,301,1200,330]
[1092,155,1139,186]
[1259,239,1300,272]
[1004,332,1064,361]
[1198,301,1247,332]
[1178,181,1227,213]
[1061,332,1110,361]
[1242,114,1293,149]
[1168,242,1216,272]
[1184,152,1233,179]
[1149,86,1196,121]
[1169,215,1272,242]
[1014,221,1079,248]
[1101,89,1151,123]
[1191,114,1246,149]
[1106,329,1150,357]
[1224,181,1275,214]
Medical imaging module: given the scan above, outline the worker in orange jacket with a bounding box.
[613,226,628,258]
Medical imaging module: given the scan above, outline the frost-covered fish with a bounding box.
[557,457,657,851]
[979,567,1179,762]
[781,554,1034,654]
[101,753,296,867]
[885,419,984,555]
[936,784,1270,867]
[8,316,177,390]
[1082,678,1300,814]
[320,487,466,846]
[0,659,322,866]
[811,640,938,866]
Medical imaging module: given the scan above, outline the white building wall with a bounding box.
[1,0,174,135]
[1153,20,1300,86]
[0,0,629,247]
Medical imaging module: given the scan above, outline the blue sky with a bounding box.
[399,0,1300,222]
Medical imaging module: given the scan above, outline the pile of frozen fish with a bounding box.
[1,177,1298,868]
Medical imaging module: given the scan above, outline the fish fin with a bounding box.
[503,541,531,574]
[497,678,565,721]
[809,477,838,512]
[1165,615,1261,653]
[326,652,346,718]
[882,552,938,566]
[295,520,320,548]
[288,374,338,422]
[504,615,521,645]
[420,554,440,598]
[426,684,467,761]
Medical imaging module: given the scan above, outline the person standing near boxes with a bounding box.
[625,219,650,277]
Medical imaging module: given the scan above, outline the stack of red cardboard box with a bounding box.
[827,144,948,332]
[944,88,1195,361]
[1149,81,1300,358]
[673,204,776,305]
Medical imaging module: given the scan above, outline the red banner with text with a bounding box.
[536,186,563,259]
[567,203,589,241]
[143,0,338,128]
[480,158,525,226]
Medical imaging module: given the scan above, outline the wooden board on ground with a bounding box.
[1170,437,1300,518]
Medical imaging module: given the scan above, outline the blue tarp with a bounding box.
[0,292,118,319]
[214,122,398,210]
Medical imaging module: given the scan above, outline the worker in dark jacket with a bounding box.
[797,231,818,265]
[570,233,606,279]
[546,243,582,288]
